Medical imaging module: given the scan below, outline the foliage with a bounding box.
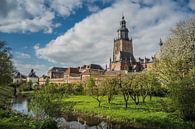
[118,74,132,108]
[39,118,58,129]
[155,19,195,86]
[63,95,195,129]
[170,69,195,121]
[85,77,106,107]
[0,85,13,108]
[0,108,41,129]
[30,84,67,117]
[101,77,118,103]
[154,19,195,121]
[0,41,14,85]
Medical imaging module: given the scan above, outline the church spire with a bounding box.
[117,15,129,40]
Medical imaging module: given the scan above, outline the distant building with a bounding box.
[64,67,81,83]
[38,16,154,85]
[48,67,67,79]
[27,69,38,84]
[110,16,136,72]
[13,72,26,84]
[80,64,105,80]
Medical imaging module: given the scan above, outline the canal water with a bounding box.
[11,95,132,129]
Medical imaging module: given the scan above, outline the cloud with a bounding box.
[189,0,195,10]
[49,0,83,16]
[13,59,48,76]
[35,0,194,66]
[88,5,100,13]
[0,0,57,33]
[15,52,31,59]
[0,0,86,33]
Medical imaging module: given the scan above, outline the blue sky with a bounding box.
[0,0,194,76]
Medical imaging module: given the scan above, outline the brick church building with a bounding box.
[110,16,140,72]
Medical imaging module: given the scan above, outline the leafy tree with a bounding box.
[101,77,117,104]
[30,83,72,118]
[146,70,162,100]
[154,19,195,120]
[155,19,195,86]
[170,68,195,121]
[0,41,14,85]
[85,77,106,107]
[118,74,132,108]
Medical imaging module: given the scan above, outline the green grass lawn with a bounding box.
[63,95,195,129]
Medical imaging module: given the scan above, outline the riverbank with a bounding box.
[63,95,195,129]
[0,86,40,129]
[0,108,42,129]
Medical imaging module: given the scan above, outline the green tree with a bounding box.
[101,77,117,104]
[170,69,195,121]
[85,77,106,107]
[118,74,132,108]
[154,19,195,120]
[146,70,162,101]
[0,41,14,85]
[155,19,195,86]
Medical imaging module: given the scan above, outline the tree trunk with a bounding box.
[142,96,146,103]
[108,95,111,104]
[150,95,152,101]
[97,99,101,108]
[135,96,139,105]
[123,94,129,109]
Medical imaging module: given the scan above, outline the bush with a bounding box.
[72,83,83,95]
[40,119,58,129]
[170,75,195,121]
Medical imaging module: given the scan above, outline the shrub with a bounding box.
[170,74,195,121]
[40,119,58,129]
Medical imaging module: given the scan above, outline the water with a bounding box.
[11,95,134,129]
[11,95,115,129]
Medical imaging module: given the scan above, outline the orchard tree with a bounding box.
[85,77,106,107]
[101,77,118,104]
[118,74,133,108]
[146,70,161,100]
[0,41,14,85]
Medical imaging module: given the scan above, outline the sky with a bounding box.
[0,0,194,76]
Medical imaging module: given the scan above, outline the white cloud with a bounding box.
[15,52,31,59]
[0,0,58,33]
[88,5,100,13]
[0,0,85,33]
[189,0,195,10]
[35,0,194,67]
[49,0,83,16]
[13,59,48,76]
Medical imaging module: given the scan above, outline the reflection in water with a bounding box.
[11,95,131,129]
[12,96,34,116]
[57,117,110,129]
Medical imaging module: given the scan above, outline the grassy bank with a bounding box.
[63,95,195,129]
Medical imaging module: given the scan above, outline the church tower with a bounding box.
[110,16,135,71]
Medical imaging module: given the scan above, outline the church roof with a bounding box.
[28,69,38,78]
[14,72,26,78]
[120,51,135,62]
[48,67,67,72]
[89,64,104,70]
